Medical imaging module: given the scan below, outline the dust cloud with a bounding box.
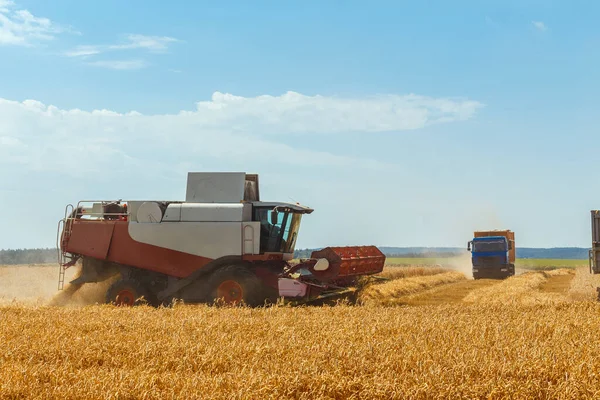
[434,253,473,279]
[436,207,513,280]
[0,264,116,307]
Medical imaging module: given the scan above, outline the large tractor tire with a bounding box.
[204,265,268,307]
[105,279,154,306]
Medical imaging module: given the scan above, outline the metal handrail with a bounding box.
[68,200,130,220]
[56,219,64,264]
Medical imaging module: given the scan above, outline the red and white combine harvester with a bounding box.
[57,172,385,306]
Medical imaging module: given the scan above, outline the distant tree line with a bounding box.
[1,246,592,265]
[294,249,320,259]
[0,248,57,265]
[386,251,465,258]
[295,247,591,260]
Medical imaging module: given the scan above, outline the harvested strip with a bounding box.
[357,271,466,306]
[463,268,575,306]
[568,266,600,301]
[377,265,449,280]
[391,278,500,306]
[540,273,575,294]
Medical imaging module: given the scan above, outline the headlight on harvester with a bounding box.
[313,258,330,271]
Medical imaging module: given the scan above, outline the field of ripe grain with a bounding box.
[375,265,449,280]
[2,264,600,399]
[357,271,466,305]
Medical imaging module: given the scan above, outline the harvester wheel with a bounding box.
[205,265,264,307]
[105,279,152,307]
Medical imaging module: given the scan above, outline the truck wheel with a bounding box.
[105,279,153,307]
[205,265,264,307]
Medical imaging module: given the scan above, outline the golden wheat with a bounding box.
[2,265,600,399]
[377,265,449,280]
[357,271,466,305]
[3,301,600,399]
[463,269,575,306]
[568,266,600,301]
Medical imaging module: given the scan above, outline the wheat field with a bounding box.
[2,264,600,399]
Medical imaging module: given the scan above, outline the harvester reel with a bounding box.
[105,279,153,307]
[205,265,266,307]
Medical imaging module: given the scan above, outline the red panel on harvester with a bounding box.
[310,245,385,277]
[65,221,115,260]
[63,220,214,278]
[107,223,213,278]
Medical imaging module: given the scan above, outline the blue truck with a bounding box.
[467,230,515,280]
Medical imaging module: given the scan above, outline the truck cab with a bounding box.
[467,230,516,280]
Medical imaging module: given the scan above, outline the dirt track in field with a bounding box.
[378,270,578,307]
[540,273,575,294]
[389,279,500,306]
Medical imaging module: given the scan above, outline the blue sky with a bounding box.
[0,0,598,250]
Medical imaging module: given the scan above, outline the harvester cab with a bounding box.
[56,172,386,306]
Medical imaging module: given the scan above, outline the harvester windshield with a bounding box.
[255,207,303,254]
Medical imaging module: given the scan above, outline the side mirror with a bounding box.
[467,241,472,251]
[270,210,278,225]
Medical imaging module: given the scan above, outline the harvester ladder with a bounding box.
[58,264,66,291]
[56,204,75,291]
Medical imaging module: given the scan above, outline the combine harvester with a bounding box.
[56,172,385,306]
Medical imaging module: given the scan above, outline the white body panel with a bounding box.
[186,172,246,203]
[162,204,181,222]
[129,222,244,259]
[163,203,251,222]
[242,222,260,255]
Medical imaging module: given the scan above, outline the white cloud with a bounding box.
[64,34,179,58]
[64,45,102,58]
[109,34,178,52]
[86,59,148,70]
[0,0,14,13]
[187,91,484,134]
[0,1,69,45]
[0,135,21,146]
[532,21,547,31]
[0,91,482,175]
